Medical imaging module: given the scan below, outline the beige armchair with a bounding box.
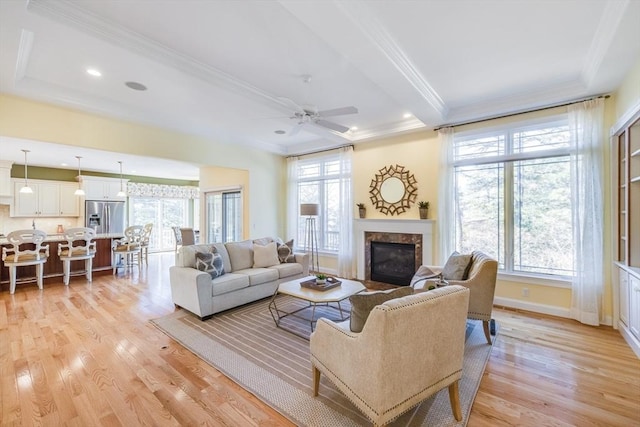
[310,285,470,426]
[414,250,498,344]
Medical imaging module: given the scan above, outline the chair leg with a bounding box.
[86,258,93,282]
[36,263,44,290]
[448,380,462,421]
[482,320,492,344]
[63,260,70,285]
[9,266,16,294]
[312,365,321,396]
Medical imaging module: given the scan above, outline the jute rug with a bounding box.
[151,296,496,426]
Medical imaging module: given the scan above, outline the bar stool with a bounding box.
[140,223,153,265]
[172,226,182,253]
[58,227,96,285]
[112,225,143,274]
[1,229,49,294]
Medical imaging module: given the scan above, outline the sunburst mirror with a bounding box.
[369,164,418,215]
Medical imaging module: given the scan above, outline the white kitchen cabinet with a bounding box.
[619,268,629,327]
[82,176,127,201]
[11,179,80,217]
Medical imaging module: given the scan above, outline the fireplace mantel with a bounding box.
[354,219,435,281]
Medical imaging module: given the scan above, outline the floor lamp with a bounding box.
[300,203,320,274]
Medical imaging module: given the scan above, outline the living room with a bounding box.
[1,1,639,426]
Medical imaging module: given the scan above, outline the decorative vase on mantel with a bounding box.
[418,201,429,219]
[357,203,366,219]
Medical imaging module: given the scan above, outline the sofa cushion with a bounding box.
[349,287,414,333]
[253,242,280,268]
[225,239,254,271]
[277,239,296,263]
[267,262,303,279]
[211,273,250,296]
[442,252,472,280]
[233,267,279,286]
[195,249,225,279]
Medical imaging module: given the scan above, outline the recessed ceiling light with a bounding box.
[350,126,358,131]
[86,68,102,77]
[403,113,412,119]
[125,81,147,91]
[274,130,286,135]
[61,162,68,167]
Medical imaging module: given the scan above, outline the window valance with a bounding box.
[127,182,199,199]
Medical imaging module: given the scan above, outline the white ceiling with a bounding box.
[1,0,639,180]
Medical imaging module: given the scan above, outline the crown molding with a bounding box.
[581,0,629,88]
[336,0,447,119]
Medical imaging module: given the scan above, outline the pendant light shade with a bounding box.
[74,156,85,196]
[117,161,126,197]
[19,149,33,194]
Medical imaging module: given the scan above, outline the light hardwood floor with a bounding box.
[1,252,638,426]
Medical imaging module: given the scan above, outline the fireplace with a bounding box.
[355,219,434,282]
[370,241,416,286]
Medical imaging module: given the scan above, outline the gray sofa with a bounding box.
[169,237,309,320]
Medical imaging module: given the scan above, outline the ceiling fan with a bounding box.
[278,97,358,136]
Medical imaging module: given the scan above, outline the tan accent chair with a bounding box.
[310,285,470,426]
[180,227,196,246]
[140,223,153,265]
[414,250,498,344]
[58,227,96,285]
[2,229,49,294]
[112,225,143,274]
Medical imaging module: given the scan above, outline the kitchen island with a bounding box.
[0,233,124,290]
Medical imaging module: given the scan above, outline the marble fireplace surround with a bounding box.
[354,219,435,281]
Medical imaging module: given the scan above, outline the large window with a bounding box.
[453,116,573,278]
[295,154,351,252]
[129,198,190,252]
[205,189,242,243]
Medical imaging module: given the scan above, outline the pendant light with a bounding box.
[117,161,126,197]
[74,156,85,196]
[19,149,33,194]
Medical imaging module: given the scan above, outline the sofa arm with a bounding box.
[169,266,214,319]
[293,252,310,277]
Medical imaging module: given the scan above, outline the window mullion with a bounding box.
[504,132,514,273]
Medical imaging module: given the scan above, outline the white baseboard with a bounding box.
[619,325,640,359]
[494,296,572,319]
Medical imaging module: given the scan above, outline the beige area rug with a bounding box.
[151,296,496,427]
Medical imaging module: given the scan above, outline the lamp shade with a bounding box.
[300,203,319,216]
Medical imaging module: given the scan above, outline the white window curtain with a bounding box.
[286,156,300,244]
[337,146,354,278]
[438,127,455,263]
[568,98,605,326]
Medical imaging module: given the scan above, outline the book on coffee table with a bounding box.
[300,277,342,291]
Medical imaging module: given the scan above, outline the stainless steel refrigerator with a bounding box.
[85,201,125,234]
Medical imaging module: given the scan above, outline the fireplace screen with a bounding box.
[370,241,416,286]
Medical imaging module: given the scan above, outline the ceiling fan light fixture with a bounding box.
[74,155,85,196]
[117,161,127,197]
[19,149,33,194]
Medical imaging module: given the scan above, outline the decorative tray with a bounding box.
[300,277,342,291]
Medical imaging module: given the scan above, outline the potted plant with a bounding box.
[357,203,366,218]
[418,201,429,219]
[315,273,327,285]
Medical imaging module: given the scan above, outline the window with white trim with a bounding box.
[295,154,351,252]
[453,116,574,278]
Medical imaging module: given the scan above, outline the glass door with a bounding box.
[205,190,242,243]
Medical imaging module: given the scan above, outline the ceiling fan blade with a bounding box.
[317,106,358,117]
[315,119,350,133]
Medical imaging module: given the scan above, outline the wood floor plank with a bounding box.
[1,252,638,426]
